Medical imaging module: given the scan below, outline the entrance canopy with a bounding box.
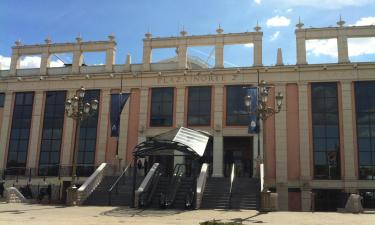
[133,127,211,158]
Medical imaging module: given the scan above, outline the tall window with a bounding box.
[0,93,5,107]
[150,87,174,126]
[226,85,251,126]
[7,92,34,169]
[311,83,340,179]
[355,81,375,180]
[187,87,211,126]
[78,90,100,176]
[39,91,66,176]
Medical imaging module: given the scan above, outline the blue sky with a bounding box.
[0,0,374,69]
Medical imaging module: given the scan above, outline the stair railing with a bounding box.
[229,163,236,209]
[163,164,185,207]
[107,163,131,205]
[195,163,209,209]
[76,163,109,205]
[135,163,161,208]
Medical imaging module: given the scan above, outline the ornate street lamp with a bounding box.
[65,86,99,205]
[244,80,283,210]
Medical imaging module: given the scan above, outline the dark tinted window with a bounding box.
[39,91,66,176]
[226,86,251,126]
[311,83,340,179]
[7,92,34,168]
[0,93,5,107]
[77,90,100,176]
[355,81,375,180]
[187,87,211,126]
[150,88,174,126]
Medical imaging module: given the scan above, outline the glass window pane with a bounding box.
[313,126,326,137]
[150,88,174,126]
[315,152,326,165]
[358,138,371,152]
[358,125,371,137]
[326,125,339,138]
[359,152,372,166]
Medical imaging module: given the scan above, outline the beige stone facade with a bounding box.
[0,22,375,211]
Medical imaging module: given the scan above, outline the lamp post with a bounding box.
[244,80,283,210]
[65,86,98,205]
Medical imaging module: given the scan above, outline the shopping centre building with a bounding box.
[0,19,374,211]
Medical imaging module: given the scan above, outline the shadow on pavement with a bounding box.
[102,207,184,217]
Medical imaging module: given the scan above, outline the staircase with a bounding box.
[201,177,231,209]
[149,176,169,208]
[83,175,142,206]
[230,177,260,210]
[200,177,260,210]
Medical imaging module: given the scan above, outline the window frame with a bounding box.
[150,87,174,127]
[187,86,212,127]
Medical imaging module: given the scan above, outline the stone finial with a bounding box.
[15,39,22,46]
[296,17,304,29]
[254,21,261,32]
[108,33,115,41]
[337,15,345,27]
[44,37,52,44]
[145,32,152,39]
[276,48,284,66]
[180,25,187,36]
[126,54,131,65]
[216,24,224,34]
[76,34,82,43]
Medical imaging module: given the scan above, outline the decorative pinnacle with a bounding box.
[216,24,224,34]
[254,21,261,32]
[15,39,22,46]
[145,31,152,39]
[44,36,52,44]
[76,34,82,43]
[108,33,115,41]
[296,17,304,29]
[337,15,345,27]
[180,25,187,36]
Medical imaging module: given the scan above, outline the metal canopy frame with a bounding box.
[132,127,212,159]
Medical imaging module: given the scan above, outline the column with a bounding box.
[337,32,349,63]
[0,92,13,169]
[142,41,152,71]
[40,47,50,75]
[177,45,187,70]
[27,91,44,169]
[96,89,110,165]
[138,87,149,143]
[212,85,224,177]
[296,32,307,65]
[298,82,312,211]
[253,38,263,66]
[72,49,83,74]
[215,43,224,68]
[341,82,357,182]
[60,90,75,166]
[275,84,288,210]
[9,52,20,76]
[105,48,115,72]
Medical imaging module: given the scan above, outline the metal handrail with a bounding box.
[135,163,161,208]
[229,163,235,208]
[195,163,209,209]
[108,164,131,205]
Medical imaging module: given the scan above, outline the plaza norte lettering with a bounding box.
[157,74,233,84]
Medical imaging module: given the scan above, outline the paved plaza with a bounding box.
[0,203,374,225]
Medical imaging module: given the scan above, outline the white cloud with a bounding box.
[348,38,375,56]
[0,55,65,70]
[254,0,261,4]
[0,55,11,70]
[277,0,372,9]
[270,31,280,41]
[306,39,338,57]
[286,8,293,12]
[350,16,375,26]
[266,16,290,27]
[244,43,254,48]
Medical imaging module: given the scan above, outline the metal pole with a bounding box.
[131,158,137,208]
[71,118,81,188]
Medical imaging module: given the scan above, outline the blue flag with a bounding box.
[110,93,130,137]
[247,88,259,134]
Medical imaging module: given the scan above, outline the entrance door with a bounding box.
[223,137,253,177]
[149,155,174,176]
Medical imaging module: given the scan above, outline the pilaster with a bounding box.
[96,89,110,164]
[60,90,76,166]
[105,48,115,72]
[253,38,263,66]
[298,82,311,181]
[142,41,152,71]
[296,35,307,65]
[0,92,13,169]
[138,87,149,143]
[40,47,50,75]
[215,43,224,68]
[275,84,288,210]
[212,85,224,177]
[27,91,44,168]
[337,29,349,63]
[118,88,131,165]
